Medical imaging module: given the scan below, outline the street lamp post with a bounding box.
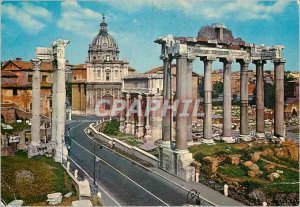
[93,141,96,187]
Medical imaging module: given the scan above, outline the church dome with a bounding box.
[90,16,118,52]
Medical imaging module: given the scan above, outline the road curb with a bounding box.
[84,127,217,206]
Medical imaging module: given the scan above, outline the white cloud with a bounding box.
[2,3,52,34]
[99,0,290,21]
[57,0,102,37]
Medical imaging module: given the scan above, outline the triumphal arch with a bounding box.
[155,23,285,181]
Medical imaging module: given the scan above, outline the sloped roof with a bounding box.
[2,60,53,71]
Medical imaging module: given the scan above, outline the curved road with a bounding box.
[66,116,208,206]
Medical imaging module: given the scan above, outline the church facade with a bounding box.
[71,16,135,114]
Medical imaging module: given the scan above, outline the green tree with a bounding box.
[103,119,120,135]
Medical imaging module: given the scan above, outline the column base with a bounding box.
[119,125,125,133]
[54,144,68,163]
[201,138,216,145]
[160,141,171,149]
[28,145,39,158]
[256,133,265,139]
[222,136,236,143]
[124,123,131,134]
[239,134,252,142]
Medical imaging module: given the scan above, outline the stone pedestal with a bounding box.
[160,147,175,173]
[174,150,195,181]
[239,135,252,142]
[201,138,216,145]
[222,136,236,143]
[256,133,265,139]
[159,148,195,181]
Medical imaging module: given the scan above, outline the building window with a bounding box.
[97,70,101,77]
[13,88,18,96]
[28,75,33,82]
[50,99,52,108]
[106,73,110,81]
[30,103,32,110]
[115,70,118,77]
[42,75,47,82]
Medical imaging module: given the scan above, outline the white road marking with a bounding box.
[66,121,122,206]
[66,155,122,206]
[71,138,170,206]
[83,125,217,206]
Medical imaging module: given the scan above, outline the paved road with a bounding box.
[66,116,210,206]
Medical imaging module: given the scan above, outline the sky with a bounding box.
[1,0,299,74]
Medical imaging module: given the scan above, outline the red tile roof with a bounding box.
[2,60,53,71]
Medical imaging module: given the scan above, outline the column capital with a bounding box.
[137,94,143,100]
[31,58,41,70]
[236,59,251,65]
[200,56,216,63]
[219,57,234,64]
[273,58,286,64]
[252,59,267,65]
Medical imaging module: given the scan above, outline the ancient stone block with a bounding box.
[267,172,281,182]
[249,164,259,172]
[274,148,289,159]
[243,161,253,168]
[202,156,219,174]
[47,192,62,205]
[227,154,240,165]
[250,152,260,162]
[264,164,275,172]
[247,170,256,178]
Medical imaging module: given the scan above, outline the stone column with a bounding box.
[220,58,235,143]
[162,57,172,146]
[125,93,132,134]
[31,59,41,146]
[136,94,144,139]
[253,60,266,139]
[186,57,194,142]
[52,39,70,163]
[238,59,251,141]
[201,57,215,144]
[144,94,152,142]
[274,59,285,138]
[175,55,189,151]
[119,93,125,132]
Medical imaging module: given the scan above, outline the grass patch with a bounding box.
[219,164,247,177]
[1,150,75,205]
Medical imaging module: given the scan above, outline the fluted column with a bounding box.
[220,58,235,143]
[136,94,144,139]
[125,93,131,134]
[31,59,41,146]
[201,57,215,144]
[52,39,69,163]
[175,55,189,151]
[253,60,266,138]
[274,58,286,138]
[238,59,251,141]
[162,57,172,145]
[119,93,125,132]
